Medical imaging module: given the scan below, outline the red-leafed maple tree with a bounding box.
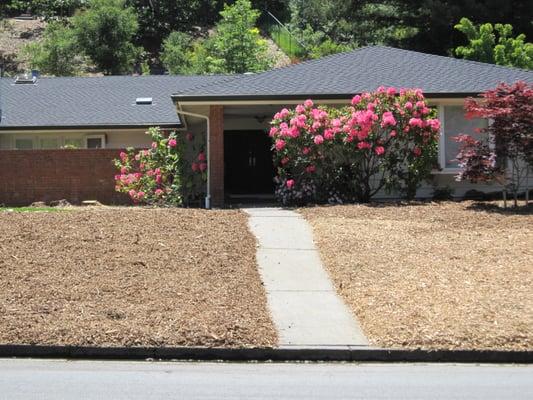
[456,81,533,206]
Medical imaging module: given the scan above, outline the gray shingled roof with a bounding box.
[1,46,531,129]
[0,74,232,129]
[172,46,533,101]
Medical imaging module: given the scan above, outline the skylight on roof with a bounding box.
[136,97,153,105]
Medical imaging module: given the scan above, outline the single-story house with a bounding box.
[1,45,532,206]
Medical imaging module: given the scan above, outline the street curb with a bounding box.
[0,345,531,363]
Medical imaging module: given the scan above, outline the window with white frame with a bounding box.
[439,105,488,170]
[85,134,106,149]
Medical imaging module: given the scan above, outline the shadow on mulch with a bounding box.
[466,201,533,215]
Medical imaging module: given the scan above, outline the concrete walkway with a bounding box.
[244,207,369,347]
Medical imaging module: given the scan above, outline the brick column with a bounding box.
[209,105,225,207]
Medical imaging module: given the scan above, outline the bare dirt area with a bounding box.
[300,201,532,350]
[0,18,46,74]
[0,207,277,348]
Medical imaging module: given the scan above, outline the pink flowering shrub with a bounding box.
[270,87,440,204]
[114,127,206,205]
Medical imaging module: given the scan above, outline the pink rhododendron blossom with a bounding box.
[286,179,295,189]
[357,141,371,150]
[295,104,306,114]
[413,147,422,157]
[375,146,385,155]
[191,162,198,172]
[120,151,128,161]
[128,189,136,198]
[275,139,286,151]
[302,147,311,155]
[137,191,145,199]
[155,174,162,184]
[404,101,413,110]
[386,87,396,96]
[151,142,157,149]
[381,111,397,127]
[306,165,316,173]
[377,86,386,94]
[199,162,207,172]
[314,135,324,145]
[409,118,424,128]
[168,138,177,148]
[197,152,206,161]
[427,119,441,131]
[304,99,314,108]
[351,95,361,105]
[281,157,289,165]
[279,108,290,119]
[120,166,128,174]
[390,130,397,137]
[155,189,164,196]
[269,127,278,137]
[323,129,335,140]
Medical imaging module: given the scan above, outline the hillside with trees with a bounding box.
[0,0,531,77]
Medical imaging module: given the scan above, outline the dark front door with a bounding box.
[224,130,275,195]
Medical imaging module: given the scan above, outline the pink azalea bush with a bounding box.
[270,87,440,204]
[114,127,206,205]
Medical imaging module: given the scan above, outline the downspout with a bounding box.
[174,109,211,209]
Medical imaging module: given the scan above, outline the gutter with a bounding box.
[174,109,211,209]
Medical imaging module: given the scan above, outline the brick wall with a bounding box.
[0,149,130,206]
[209,105,225,207]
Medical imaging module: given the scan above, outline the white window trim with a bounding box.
[85,134,106,149]
[435,105,461,174]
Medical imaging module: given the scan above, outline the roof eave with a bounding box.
[172,92,481,103]
[0,122,183,131]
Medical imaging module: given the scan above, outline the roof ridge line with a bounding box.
[378,45,533,74]
[172,74,244,96]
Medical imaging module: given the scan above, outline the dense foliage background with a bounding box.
[1,0,531,76]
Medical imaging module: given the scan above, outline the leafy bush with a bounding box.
[73,0,139,75]
[21,21,81,76]
[269,87,440,205]
[160,31,194,74]
[114,127,206,206]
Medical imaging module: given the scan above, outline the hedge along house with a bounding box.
[0,45,532,206]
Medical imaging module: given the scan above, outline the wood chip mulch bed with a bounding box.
[0,208,277,348]
[300,201,532,351]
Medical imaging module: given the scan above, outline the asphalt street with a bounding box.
[0,359,531,399]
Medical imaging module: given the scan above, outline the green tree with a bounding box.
[160,31,194,74]
[125,0,220,56]
[205,0,273,73]
[455,17,533,69]
[21,21,80,76]
[73,0,139,75]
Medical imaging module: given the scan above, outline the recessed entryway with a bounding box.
[224,130,275,200]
